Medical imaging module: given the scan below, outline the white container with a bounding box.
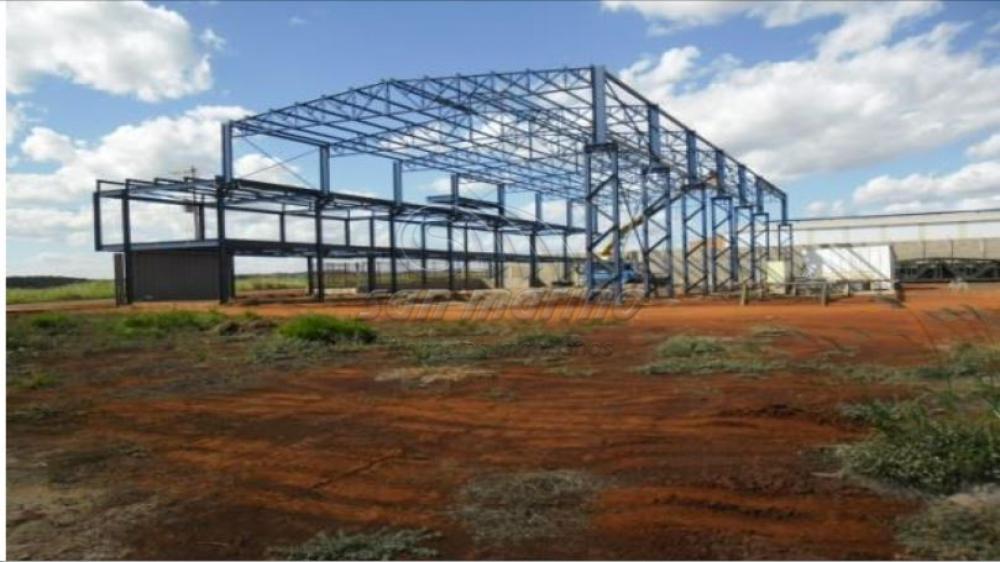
[803,244,895,288]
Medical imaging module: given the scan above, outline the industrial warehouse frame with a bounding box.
[93,65,792,304]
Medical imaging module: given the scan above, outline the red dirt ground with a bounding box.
[9,285,1000,559]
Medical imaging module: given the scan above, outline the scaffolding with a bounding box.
[93,65,791,304]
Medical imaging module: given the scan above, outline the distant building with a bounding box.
[787,209,1000,282]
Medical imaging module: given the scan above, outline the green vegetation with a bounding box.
[235,275,308,292]
[837,402,999,494]
[391,328,581,365]
[279,528,439,561]
[116,310,226,337]
[455,470,599,545]
[654,334,724,357]
[637,334,784,376]
[898,492,1000,559]
[5,274,310,305]
[7,280,114,304]
[250,336,360,365]
[29,312,81,335]
[9,371,61,390]
[278,314,377,344]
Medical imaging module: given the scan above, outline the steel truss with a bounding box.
[93,65,790,303]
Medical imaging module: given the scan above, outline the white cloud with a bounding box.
[200,28,226,51]
[851,160,1000,211]
[289,16,307,26]
[6,101,35,145]
[6,251,116,279]
[233,153,303,185]
[8,105,251,203]
[966,132,1000,161]
[7,1,213,101]
[620,23,1000,182]
[805,199,848,217]
[21,127,78,164]
[603,0,939,46]
[6,207,94,245]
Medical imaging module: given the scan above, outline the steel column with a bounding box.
[307,257,314,295]
[121,182,134,305]
[314,198,326,302]
[710,196,735,292]
[92,188,102,251]
[420,223,428,287]
[215,182,229,304]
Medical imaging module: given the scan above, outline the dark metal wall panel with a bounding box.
[132,251,220,301]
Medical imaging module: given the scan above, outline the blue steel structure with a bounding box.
[93,65,792,304]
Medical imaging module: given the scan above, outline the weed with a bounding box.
[47,443,147,484]
[28,312,80,335]
[9,371,61,390]
[249,336,345,365]
[7,405,64,424]
[279,527,439,560]
[7,280,114,305]
[656,335,725,358]
[638,334,783,376]
[278,315,377,344]
[494,331,583,354]
[391,328,580,365]
[837,402,1000,494]
[116,310,225,337]
[838,399,916,426]
[375,366,495,387]
[898,489,1000,559]
[454,470,599,545]
[748,324,800,339]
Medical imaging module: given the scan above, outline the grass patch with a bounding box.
[278,315,377,344]
[375,366,495,387]
[6,280,114,304]
[898,489,1000,559]
[748,324,800,339]
[655,334,724,357]
[47,443,147,484]
[7,405,64,424]
[115,310,226,337]
[28,312,81,335]
[249,336,351,365]
[837,401,1000,495]
[9,371,61,390]
[278,527,439,560]
[909,342,1000,380]
[454,470,600,545]
[390,328,581,365]
[235,275,308,292]
[637,334,784,376]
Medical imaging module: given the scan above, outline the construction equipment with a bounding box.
[588,172,719,289]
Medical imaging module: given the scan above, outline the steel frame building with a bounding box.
[93,65,792,304]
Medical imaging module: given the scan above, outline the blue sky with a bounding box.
[6,1,1000,277]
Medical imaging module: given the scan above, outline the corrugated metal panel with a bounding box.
[133,251,220,301]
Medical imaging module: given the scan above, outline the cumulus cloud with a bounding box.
[7,1,216,101]
[8,105,251,203]
[6,101,35,145]
[619,23,1000,183]
[804,199,848,218]
[7,105,254,252]
[966,132,1000,161]
[603,0,939,46]
[852,161,1000,208]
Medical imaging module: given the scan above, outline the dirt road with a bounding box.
[9,285,998,559]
